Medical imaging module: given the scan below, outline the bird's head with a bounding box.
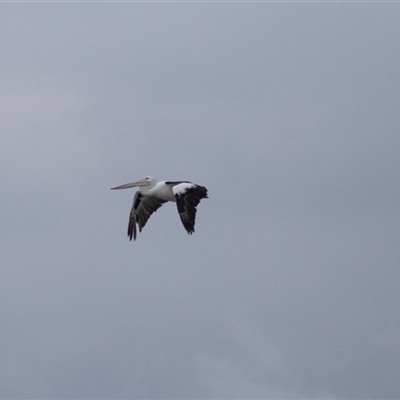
[110,176,156,190]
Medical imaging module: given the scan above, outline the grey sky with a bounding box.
[1,3,400,399]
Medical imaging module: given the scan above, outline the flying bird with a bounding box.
[111,176,208,241]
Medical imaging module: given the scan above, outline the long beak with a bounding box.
[110,178,150,190]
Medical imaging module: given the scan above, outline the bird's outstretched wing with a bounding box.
[128,192,167,241]
[172,183,208,235]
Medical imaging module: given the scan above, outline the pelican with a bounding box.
[111,176,208,241]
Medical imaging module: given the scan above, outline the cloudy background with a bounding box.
[1,3,400,399]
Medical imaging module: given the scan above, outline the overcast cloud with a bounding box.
[1,3,400,399]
